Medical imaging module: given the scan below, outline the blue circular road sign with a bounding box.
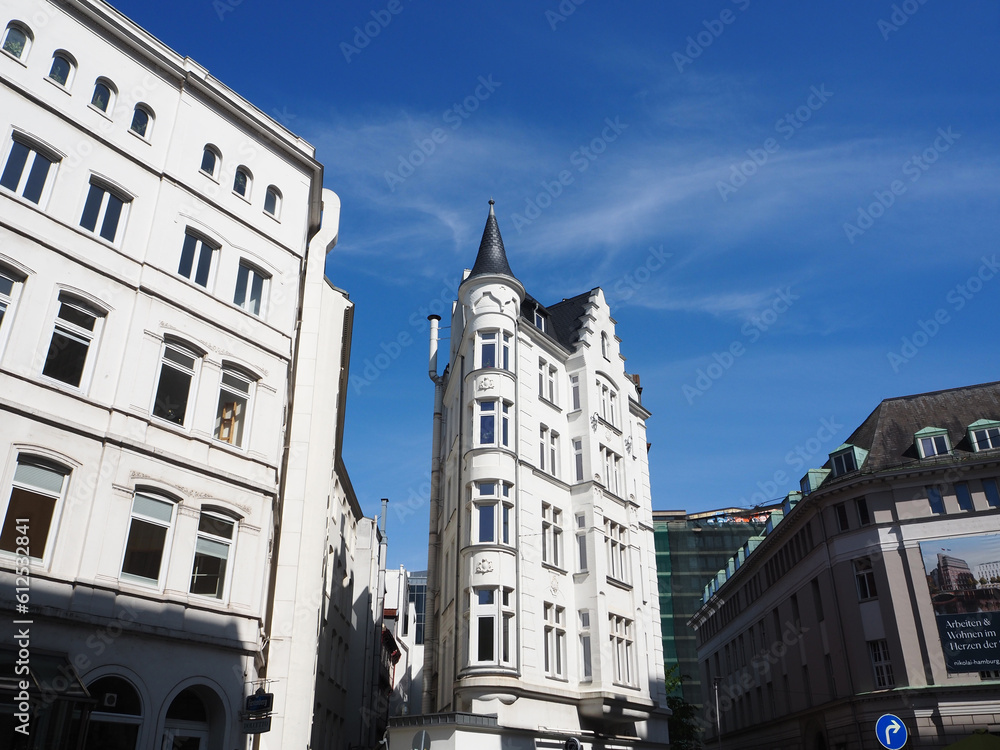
[876,713,908,749]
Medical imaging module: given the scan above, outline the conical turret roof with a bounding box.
[469,200,515,279]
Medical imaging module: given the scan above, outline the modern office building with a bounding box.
[690,382,1000,750]
[0,1,382,748]
[387,202,670,750]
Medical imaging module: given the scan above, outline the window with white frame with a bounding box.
[549,430,559,477]
[538,358,557,403]
[471,481,513,545]
[120,492,175,585]
[177,231,217,289]
[130,104,153,139]
[575,513,588,572]
[264,185,281,218]
[0,457,68,559]
[42,294,104,388]
[189,510,237,599]
[831,449,857,477]
[541,502,562,568]
[956,482,974,511]
[972,424,1000,452]
[601,332,610,359]
[0,266,23,342]
[579,610,592,680]
[215,367,254,446]
[478,330,510,370]
[854,558,877,600]
[477,399,510,448]
[983,479,1000,509]
[570,374,581,410]
[533,309,545,332]
[234,261,268,316]
[543,602,566,678]
[605,518,628,583]
[47,51,75,88]
[601,445,622,495]
[233,166,252,198]
[573,439,584,482]
[471,587,515,665]
[918,432,950,458]
[90,78,116,114]
[80,180,130,244]
[597,379,618,426]
[152,341,199,426]
[200,145,221,179]
[927,486,945,514]
[1,134,59,206]
[609,614,634,685]
[868,639,894,688]
[2,22,31,60]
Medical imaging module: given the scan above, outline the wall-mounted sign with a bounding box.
[246,691,274,714]
[242,716,272,734]
[920,533,1000,673]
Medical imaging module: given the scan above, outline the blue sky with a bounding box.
[109,0,1000,571]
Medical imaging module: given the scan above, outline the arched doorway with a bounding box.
[84,675,143,750]
[162,688,210,749]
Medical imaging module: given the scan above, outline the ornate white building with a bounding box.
[388,202,670,749]
[0,1,382,748]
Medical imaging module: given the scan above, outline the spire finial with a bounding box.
[468,199,514,280]
[488,198,495,215]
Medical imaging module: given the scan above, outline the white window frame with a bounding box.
[601,332,610,359]
[549,430,559,477]
[234,261,268,317]
[119,491,177,589]
[200,145,221,180]
[541,502,563,568]
[575,513,588,572]
[0,134,60,207]
[972,425,1000,452]
[0,265,25,357]
[130,104,154,140]
[543,602,566,679]
[150,341,200,427]
[605,518,629,583]
[471,587,497,664]
[918,433,950,459]
[41,294,105,391]
[177,230,218,289]
[868,639,894,688]
[609,614,634,686]
[233,166,252,200]
[597,378,618,427]
[534,309,545,331]
[601,445,622,495]
[189,509,238,601]
[89,78,117,115]
[80,179,131,245]
[831,449,857,477]
[2,22,32,61]
[570,374,581,411]
[573,438,584,482]
[478,330,500,370]
[214,367,255,448]
[264,185,281,219]
[0,457,69,564]
[854,558,877,601]
[476,399,510,448]
[47,50,76,89]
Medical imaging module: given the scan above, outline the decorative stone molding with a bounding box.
[475,558,494,574]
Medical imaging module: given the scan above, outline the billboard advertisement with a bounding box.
[920,534,1000,673]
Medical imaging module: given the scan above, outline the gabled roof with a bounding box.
[839,381,1000,472]
[468,200,515,280]
[520,290,596,351]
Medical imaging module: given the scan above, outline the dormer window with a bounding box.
[534,309,545,331]
[799,468,830,495]
[968,420,1000,452]
[915,427,950,459]
[830,444,867,478]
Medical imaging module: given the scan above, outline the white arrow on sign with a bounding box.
[884,719,902,747]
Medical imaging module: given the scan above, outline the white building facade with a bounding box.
[388,203,670,750]
[0,1,376,748]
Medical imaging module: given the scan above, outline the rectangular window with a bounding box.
[480,331,496,368]
[956,483,974,511]
[234,262,267,316]
[543,603,566,678]
[812,577,824,622]
[835,502,850,532]
[927,486,945,514]
[869,639,895,688]
[480,401,495,445]
[832,450,856,476]
[856,497,871,525]
[0,269,14,332]
[152,342,197,426]
[573,439,584,481]
[43,296,102,388]
[542,503,562,567]
[854,558,877,600]
[605,518,629,583]
[602,446,622,495]
[570,374,580,410]
[120,493,174,584]
[474,588,497,662]
[215,369,252,446]
[0,459,67,558]
[178,232,216,288]
[539,425,547,470]
[576,514,588,572]
[609,614,634,685]
[919,435,950,458]
[984,479,1000,508]
[549,430,559,477]
[501,333,510,370]
[534,310,545,331]
[80,181,129,244]
[1,137,57,205]
[190,512,235,599]
[973,427,1000,451]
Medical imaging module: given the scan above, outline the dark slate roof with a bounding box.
[840,381,1000,473]
[520,290,595,351]
[468,200,515,280]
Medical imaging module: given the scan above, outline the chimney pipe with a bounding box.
[428,315,441,381]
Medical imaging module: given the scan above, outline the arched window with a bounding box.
[48,51,76,88]
[263,185,281,218]
[2,22,32,60]
[233,166,251,198]
[43,293,107,389]
[234,260,268,317]
[90,78,116,114]
[190,509,238,599]
[1,132,60,206]
[120,491,176,586]
[85,676,142,749]
[601,332,609,359]
[129,104,153,139]
[200,145,220,178]
[152,340,201,426]
[0,456,69,560]
[214,366,256,447]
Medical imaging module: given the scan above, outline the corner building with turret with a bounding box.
[388,203,670,750]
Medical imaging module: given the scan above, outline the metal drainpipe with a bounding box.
[422,315,443,715]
